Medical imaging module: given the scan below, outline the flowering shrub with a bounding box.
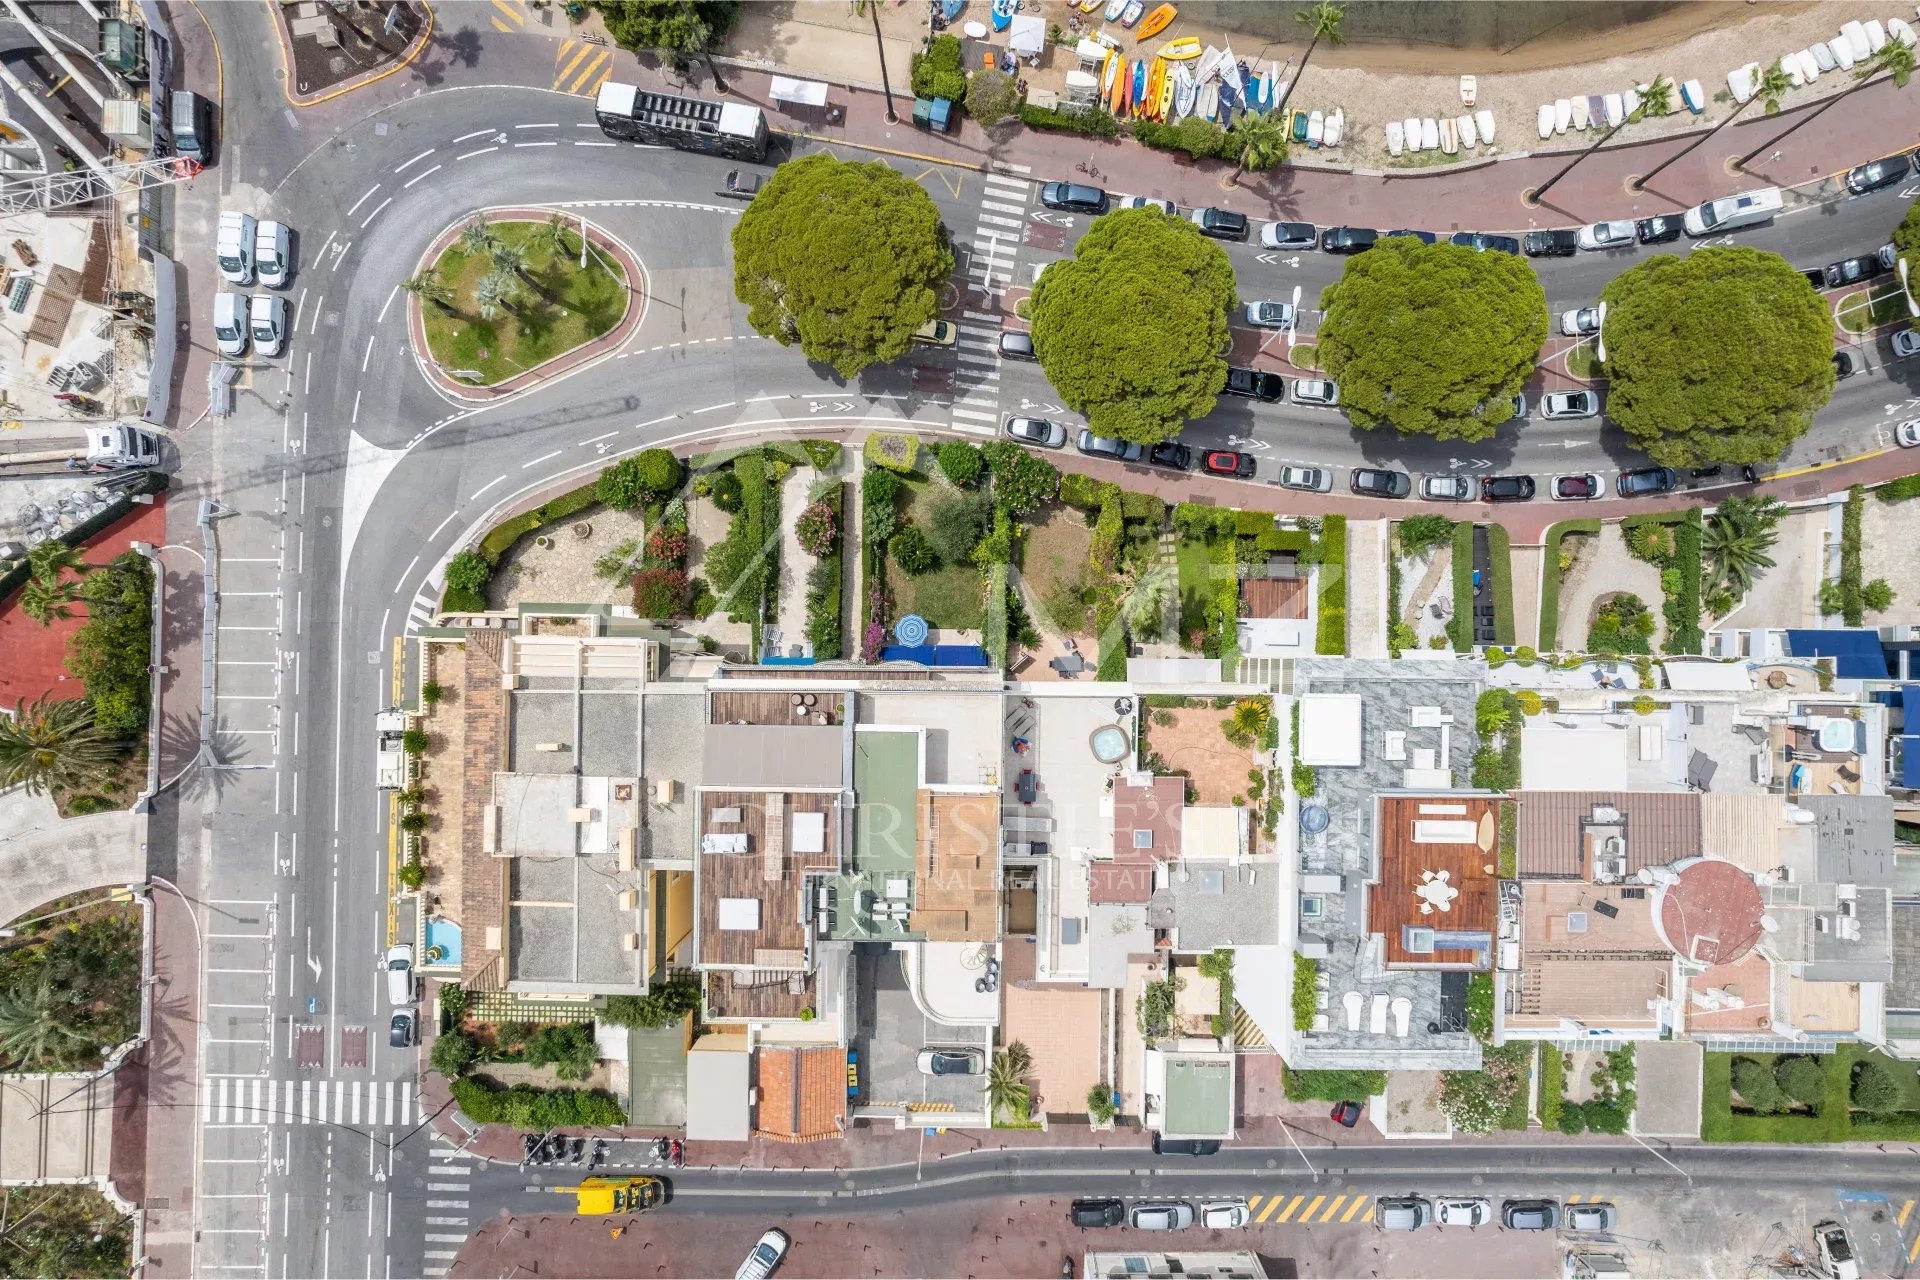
[795,501,837,556]
[646,527,688,566]
[632,567,688,618]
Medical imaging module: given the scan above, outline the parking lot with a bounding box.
[851,949,990,1115]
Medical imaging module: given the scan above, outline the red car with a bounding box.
[1330,1101,1363,1127]
[1202,450,1257,478]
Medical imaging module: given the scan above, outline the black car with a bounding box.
[1190,206,1249,240]
[1070,1198,1126,1229]
[1523,229,1578,257]
[1847,153,1912,194]
[1222,367,1285,402]
[998,330,1036,361]
[1350,468,1411,498]
[1824,254,1888,289]
[1480,475,1536,502]
[1151,1135,1222,1157]
[1834,350,1856,379]
[1148,440,1192,471]
[389,1010,414,1048]
[1201,450,1257,478]
[1384,229,1437,244]
[1450,231,1522,255]
[1320,225,1378,254]
[1502,1200,1559,1231]
[1636,214,1684,244]
[1039,181,1107,214]
[1616,466,1678,497]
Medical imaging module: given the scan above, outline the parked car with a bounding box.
[1616,466,1678,497]
[212,293,248,357]
[1578,219,1637,250]
[1481,474,1536,502]
[1076,430,1145,463]
[1200,1201,1249,1229]
[1560,306,1602,337]
[1523,229,1578,257]
[1449,231,1521,255]
[1375,1196,1432,1231]
[1121,195,1175,214]
[719,168,763,200]
[1542,389,1599,420]
[1833,350,1856,379]
[1878,242,1899,269]
[1896,330,1920,358]
[1070,1199,1126,1229]
[1189,207,1249,240]
[388,1010,414,1048]
[1148,441,1192,471]
[1222,367,1285,401]
[249,296,289,357]
[916,1048,984,1076]
[1503,1200,1559,1231]
[1420,474,1473,502]
[1897,417,1920,447]
[1552,472,1601,500]
[1846,152,1911,194]
[1039,182,1106,213]
[1350,467,1410,498]
[1565,1203,1619,1232]
[1329,1101,1363,1127]
[1277,464,1333,492]
[913,318,957,346]
[735,1229,790,1280]
[255,220,292,289]
[1291,378,1339,406]
[1201,450,1257,479]
[1512,393,1529,420]
[1244,300,1297,329]
[1635,214,1685,244]
[1385,229,1438,244]
[1814,1220,1862,1280]
[1130,1203,1195,1231]
[1824,254,1887,288]
[385,944,414,1006]
[1436,1198,1492,1228]
[1260,220,1318,249]
[1004,417,1065,449]
[998,330,1037,362]
[1151,1136,1221,1157]
[1320,225,1378,254]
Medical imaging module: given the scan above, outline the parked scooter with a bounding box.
[668,1138,685,1169]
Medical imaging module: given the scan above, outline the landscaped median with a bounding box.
[1703,1043,1920,1142]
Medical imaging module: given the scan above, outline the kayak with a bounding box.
[1386,120,1403,156]
[1136,3,1176,40]
[1146,57,1165,119]
[1457,112,1477,147]
[1324,107,1343,145]
[1159,36,1201,60]
[1307,109,1323,146]
[1131,59,1146,113]
[1475,109,1495,144]
[991,0,1013,32]
[1438,116,1456,154]
[1101,50,1119,102]
[1173,64,1196,119]
[1404,115,1422,151]
[1420,117,1438,150]
[1157,59,1174,119]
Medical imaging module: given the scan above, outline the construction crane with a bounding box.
[0,153,194,217]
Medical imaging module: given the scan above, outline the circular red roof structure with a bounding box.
[1656,858,1765,966]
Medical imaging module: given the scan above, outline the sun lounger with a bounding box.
[1369,993,1389,1035]
[1391,996,1412,1038]
[1343,990,1364,1032]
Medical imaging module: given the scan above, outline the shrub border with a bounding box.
[1537,519,1600,651]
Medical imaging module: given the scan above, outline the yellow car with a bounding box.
[572,1176,663,1215]
[912,319,957,346]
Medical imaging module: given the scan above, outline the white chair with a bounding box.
[1369,993,1389,1035]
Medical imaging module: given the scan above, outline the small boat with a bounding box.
[1865,18,1887,52]
[1386,119,1404,157]
[1475,108,1495,144]
[1783,55,1803,88]
[1840,21,1868,62]
[1810,40,1838,70]
[942,0,966,20]
[1157,59,1175,120]
[1457,112,1477,147]
[1681,79,1705,112]
[1570,95,1590,129]
[1101,50,1119,101]
[1460,74,1477,105]
[1831,33,1856,70]
[1438,115,1457,154]
[1623,84,1641,116]
[1119,0,1145,29]
[1537,104,1554,138]
[1554,98,1571,133]
[1173,65,1196,118]
[1420,117,1438,150]
[1200,81,1219,121]
[1103,0,1128,19]
[1292,111,1310,143]
[1404,115,1423,151]
[1195,45,1222,83]
[1796,49,1820,82]
[1324,107,1343,146]
[1131,59,1146,112]
[1307,109,1324,146]
[1602,92,1623,126]
[1890,19,1916,49]
[1220,44,1243,95]
[991,0,1014,32]
[1135,2,1176,40]
[1159,36,1201,59]
[1078,0,1102,11]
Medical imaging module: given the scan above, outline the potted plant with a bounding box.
[1086,1082,1117,1130]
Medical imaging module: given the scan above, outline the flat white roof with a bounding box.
[595,80,637,116]
[684,1044,751,1142]
[1181,807,1242,858]
[1661,660,1756,691]
[1298,693,1364,767]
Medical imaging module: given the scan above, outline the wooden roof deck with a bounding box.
[1369,795,1500,968]
[706,969,815,1021]
[709,689,848,727]
[697,789,839,966]
[912,790,1000,942]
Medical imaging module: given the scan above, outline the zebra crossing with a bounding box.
[945,170,1033,437]
[422,1145,475,1277]
[950,315,1005,437]
[967,170,1031,301]
[200,1075,423,1128]
[406,582,437,633]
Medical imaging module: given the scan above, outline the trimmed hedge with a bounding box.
[1255,529,1312,554]
[1235,510,1274,537]
[1208,530,1239,670]
[1537,519,1600,651]
[477,482,599,563]
[1057,472,1117,513]
[804,483,845,658]
[1667,507,1704,653]
[1486,524,1515,646]
[1119,491,1165,524]
[1020,102,1119,137]
[985,561,1009,672]
[1131,116,1238,160]
[1283,1066,1387,1102]
[1315,515,1347,655]
[450,1076,627,1129]
[1876,474,1920,503]
[1839,484,1865,625]
[1450,522,1475,651]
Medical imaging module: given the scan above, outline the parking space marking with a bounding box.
[1317,1194,1347,1223]
[1340,1196,1367,1223]
[1274,1194,1305,1223]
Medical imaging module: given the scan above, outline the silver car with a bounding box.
[1376,1196,1432,1231]
[1560,306,1601,337]
[1578,219,1636,250]
[1564,1202,1618,1232]
[1276,464,1333,493]
[1004,417,1066,449]
[1291,378,1339,406]
[1129,1202,1194,1231]
[1542,389,1599,420]
[1199,1200,1248,1229]
[1420,474,1474,502]
[1121,195,1175,214]
[1075,429,1144,463]
[1435,1197,1492,1227]
[1245,300,1296,329]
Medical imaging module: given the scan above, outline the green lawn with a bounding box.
[1702,1044,1920,1143]
[1176,533,1213,635]
[1836,286,1911,334]
[419,220,629,385]
[1565,344,1604,380]
[1289,341,1322,371]
[890,563,986,630]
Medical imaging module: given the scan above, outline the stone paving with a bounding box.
[1554,522,1665,653]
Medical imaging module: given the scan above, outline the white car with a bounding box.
[1291,378,1339,406]
[212,293,247,357]
[249,295,288,358]
[1897,418,1920,447]
[1894,330,1920,358]
[1244,300,1296,329]
[1542,389,1600,420]
[1578,219,1636,250]
[735,1228,790,1280]
[1260,220,1319,249]
[384,944,414,1007]
[1200,1201,1248,1229]
[255,219,292,289]
[1420,474,1474,502]
[1121,195,1175,214]
[1559,306,1602,337]
[1276,464,1333,493]
[1814,1220,1860,1280]
[1435,1197,1492,1228]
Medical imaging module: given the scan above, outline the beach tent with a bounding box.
[770,76,829,108]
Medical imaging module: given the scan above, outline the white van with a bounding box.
[212,293,247,357]
[249,295,288,357]
[385,944,414,1007]
[217,210,257,285]
[255,220,291,288]
[1683,186,1782,237]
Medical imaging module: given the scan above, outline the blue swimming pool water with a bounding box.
[423,917,463,966]
[1090,725,1131,764]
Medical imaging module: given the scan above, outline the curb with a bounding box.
[270,0,437,109]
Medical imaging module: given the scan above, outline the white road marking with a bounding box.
[456,146,498,160]
[347,184,380,218]
[394,148,435,172]
[403,164,442,190]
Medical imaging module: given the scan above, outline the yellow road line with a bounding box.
[1898,1199,1913,1228]
[490,0,524,25]
[1362,1203,1374,1223]
[1567,1194,1581,1204]
[1908,1229,1920,1265]
[1273,1195,1304,1223]
[569,49,612,96]
[1298,1194,1326,1223]
[490,15,515,33]
[1340,1197,1367,1223]
[1318,1195,1346,1223]
[554,41,592,90]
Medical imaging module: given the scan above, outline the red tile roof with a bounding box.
[1094,775,1184,905]
[753,1047,846,1143]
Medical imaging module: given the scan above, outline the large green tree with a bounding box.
[594,1,740,89]
[1317,236,1548,443]
[1028,207,1235,444]
[732,153,953,378]
[1598,246,1833,467]
[1894,200,1920,312]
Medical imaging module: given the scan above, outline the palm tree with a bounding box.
[1529,75,1674,203]
[400,271,456,316]
[1735,41,1915,170]
[988,1042,1032,1118]
[27,540,85,584]
[0,975,82,1067]
[1703,495,1785,600]
[1121,561,1177,638]
[541,212,574,260]
[1273,1,1345,118]
[0,696,120,795]
[1230,697,1273,742]
[1635,59,1794,190]
[851,0,899,124]
[458,214,496,258]
[1228,110,1290,185]
[474,270,520,320]
[17,576,79,625]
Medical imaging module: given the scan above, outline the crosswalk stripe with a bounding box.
[955,354,999,372]
[980,199,1027,215]
[976,214,1021,230]
[1340,1196,1367,1223]
[425,1234,469,1243]
[351,1081,362,1126]
[426,1216,467,1225]
[963,310,1000,323]
[427,1200,470,1209]
[201,1078,213,1124]
[1275,1194,1305,1223]
[301,1079,312,1124]
[428,1182,469,1191]
[251,1078,263,1124]
[951,420,994,437]
[950,407,999,424]
[424,1250,460,1259]
[983,176,1029,196]
[1319,1195,1346,1223]
[401,1081,415,1124]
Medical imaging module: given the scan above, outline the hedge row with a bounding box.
[1131,116,1239,161]
[1210,529,1239,670]
[985,561,1009,673]
[1839,484,1865,625]
[1450,522,1475,652]
[1315,515,1347,655]
[1667,508,1704,654]
[1019,102,1119,138]
[1536,519,1600,651]
[1255,529,1312,554]
[478,482,598,563]
[450,1076,627,1129]
[1485,524,1515,646]
[804,482,844,658]
[1876,474,1920,504]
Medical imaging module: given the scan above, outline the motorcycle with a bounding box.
[668,1138,685,1169]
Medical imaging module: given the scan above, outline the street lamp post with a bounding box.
[1276,1119,1319,1182]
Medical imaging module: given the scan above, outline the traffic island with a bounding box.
[407,210,646,401]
